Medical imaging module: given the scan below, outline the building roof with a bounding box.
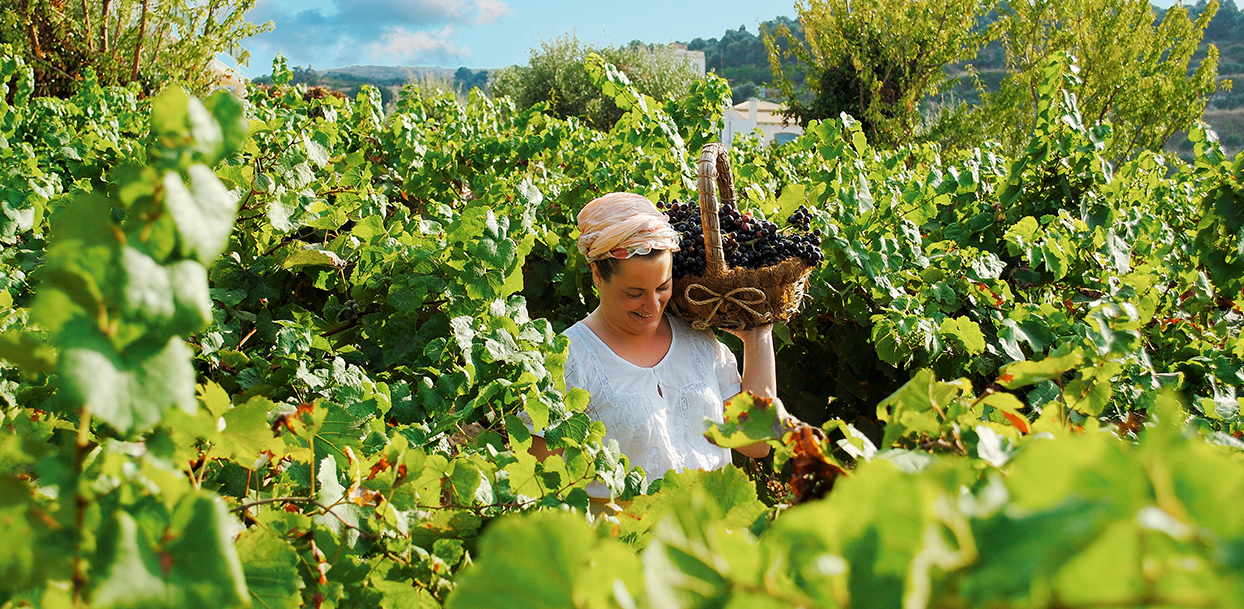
[211,58,246,96]
[733,99,784,112]
[724,99,794,126]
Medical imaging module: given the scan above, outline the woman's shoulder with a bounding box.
[561,320,595,351]
[666,313,695,338]
[561,320,603,373]
[667,313,718,348]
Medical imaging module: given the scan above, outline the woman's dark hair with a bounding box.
[592,249,669,282]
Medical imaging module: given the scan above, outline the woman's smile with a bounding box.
[589,250,673,338]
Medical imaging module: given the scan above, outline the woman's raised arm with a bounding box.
[725,324,777,458]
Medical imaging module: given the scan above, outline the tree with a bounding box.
[1189,0,1243,43]
[684,17,805,101]
[984,0,1224,161]
[0,0,270,98]
[454,67,490,95]
[764,0,997,145]
[490,34,701,130]
[689,24,768,85]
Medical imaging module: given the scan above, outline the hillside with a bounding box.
[252,2,1244,156]
[253,64,490,107]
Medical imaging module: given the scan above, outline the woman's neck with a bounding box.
[584,310,672,368]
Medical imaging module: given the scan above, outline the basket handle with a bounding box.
[698,143,736,277]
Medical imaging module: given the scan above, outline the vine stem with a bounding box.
[230,496,320,513]
[262,235,298,257]
[192,446,214,490]
[381,549,442,602]
[236,327,257,350]
[230,496,372,540]
[322,319,361,338]
[309,432,316,499]
[72,409,92,605]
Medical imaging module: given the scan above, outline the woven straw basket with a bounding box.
[667,143,815,330]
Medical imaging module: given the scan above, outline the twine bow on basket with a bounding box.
[683,284,772,330]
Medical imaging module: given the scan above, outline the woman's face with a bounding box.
[593,251,673,337]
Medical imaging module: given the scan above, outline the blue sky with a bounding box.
[237,0,1222,77]
[240,0,795,76]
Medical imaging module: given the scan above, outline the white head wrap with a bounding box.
[576,192,680,263]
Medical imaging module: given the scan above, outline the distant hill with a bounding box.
[317,65,460,82]
[1163,0,1244,158]
[253,64,490,108]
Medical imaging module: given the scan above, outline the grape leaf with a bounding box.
[163,165,241,267]
[57,328,196,436]
[703,391,781,449]
[235,529,304,609]
[217,396,286,464]
[91,494,249,609]
[997,350,1084,389]
[445,511,642,609]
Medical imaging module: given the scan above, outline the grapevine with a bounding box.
[0,48,1239,609]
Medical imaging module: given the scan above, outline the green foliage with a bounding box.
[34,85,245,434]
[703,392,784,450]
[986,0,1225,162]
[0,0,271,98]
[489,33,703,130]
[0,44,1243,609]
[459,395,1244,607]
[446,511,643,609]
[765,0,997,145]
[0,84,250,606]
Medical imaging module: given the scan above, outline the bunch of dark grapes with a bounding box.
[788,205,813,232]
[664,201,708,278]
[660,201,824,279]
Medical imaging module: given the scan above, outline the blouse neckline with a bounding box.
[573,315,678,371]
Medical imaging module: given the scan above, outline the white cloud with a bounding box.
[473,0,515,25]
[245,0,511,70]
[328,0,513,26]
[336,0,468,24]
[368,25,472,63]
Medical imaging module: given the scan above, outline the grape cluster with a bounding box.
[660,200,824,279]
[664,202,708,278]
[788,205,814,232]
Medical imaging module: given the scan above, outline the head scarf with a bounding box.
[577,192,681,263]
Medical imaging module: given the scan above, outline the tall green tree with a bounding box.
[985,0,1224,161]
[764,0,997,146]
[0,0,270,98]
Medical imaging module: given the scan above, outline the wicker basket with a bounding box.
[667,143,815,330]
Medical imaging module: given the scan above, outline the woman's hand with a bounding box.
[722,323,771,344]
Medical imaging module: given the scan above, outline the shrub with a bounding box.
[490,33,701,130]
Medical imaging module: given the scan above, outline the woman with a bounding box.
[530,192,774,505]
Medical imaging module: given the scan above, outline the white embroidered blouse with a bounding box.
[562,314,742,497]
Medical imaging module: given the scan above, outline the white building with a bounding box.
[211,57,247,98]
[721,98,803,148]
[669,43,706,77]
